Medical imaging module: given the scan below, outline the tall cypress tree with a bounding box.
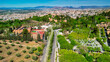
[37,34,41,41]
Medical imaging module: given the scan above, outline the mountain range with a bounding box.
[0,6,110,9]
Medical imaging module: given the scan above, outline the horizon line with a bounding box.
[0,5,110,8]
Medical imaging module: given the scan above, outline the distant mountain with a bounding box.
[35,6,54,8]
[78,6,110,9]
[0,6,110,10]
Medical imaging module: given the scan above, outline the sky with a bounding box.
[0,0,110,7]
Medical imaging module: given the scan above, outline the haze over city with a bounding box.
[0,0,110,7]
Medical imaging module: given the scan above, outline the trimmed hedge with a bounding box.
[57,35,73,50]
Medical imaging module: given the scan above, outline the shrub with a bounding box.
[0,42,2,44]
[0,56,4,60]
[3,42,7,45]
[19,45,23,48]
[35,40,38,43]
[103,38,107,42]
[31,47,37,51]
[0,45,2,48]
[7,51,12,55]
[9,40,12,43]
[25,55,30,59]
[97,54,110,62]
[14,48,18,51]
[22,50,26,53]
[0,50,2,53]
[29,50,33,54]
[57,35,73,50]
[38,47,42,52]
[32,56,38,60]
[16,53,21,57]
[35,52,40,56]
[16,42,20,44]
[2,39,6,42]
[10,60,14,62]
[26,46,30,49]
[19,60,24,62]
[96,37,110,51]
[21,39,24,42]
[11,44,15,46]
[6,46,10,49]
[25,41,29,43]
[84,53,93,62]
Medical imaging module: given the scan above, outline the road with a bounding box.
[41,26,53,62]
[51,30,57,62]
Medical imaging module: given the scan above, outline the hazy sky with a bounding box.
[0,0,110,7]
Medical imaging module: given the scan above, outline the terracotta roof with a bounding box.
[31,32,37,34]
[38,31,45,35]
[32,29,44,31]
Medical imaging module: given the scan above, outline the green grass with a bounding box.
[59,49,88,62]
[68,28,90,40]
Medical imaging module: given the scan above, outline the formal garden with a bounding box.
[0,40,44,62]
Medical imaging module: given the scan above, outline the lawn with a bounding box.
[59,49,88,62]
[68,28,90,40]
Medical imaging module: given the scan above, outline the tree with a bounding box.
[31,47,37,51]
[32,56,38,60]
[35,40,38,43]
[35,52,40,56]
[6,46,10,49]
[10,59,14,62]
[26,46,30,49]
[37,34,41,41]
[84,53,93,62]
[7,51,12,55]
[0,45,2,48]
[25,55,30,59]
[0,29,4,34]
[97,54,110,62]
[29,50,33,54]
[2,39,6,42]
[19,45,23,48]
[16,53,21,57]
[16,42,20,44]
[38,26,41,29]
[38,47,42,52]
[19,60,24,62]
[11,44,15,46]
[21,39,24,42]
[22,29,28,40]
[14,48,18,51]
[0,50,2,53]
[0,56,4,60]
[108,33,110,37]
[22,50,26,53]
[25,41,29,43]
[9,40,12,43]
[22,29,33,41]
[3,42,7,45]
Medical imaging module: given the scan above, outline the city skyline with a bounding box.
[0,0,110,7]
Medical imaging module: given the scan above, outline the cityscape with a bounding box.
[0,0,110,62]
